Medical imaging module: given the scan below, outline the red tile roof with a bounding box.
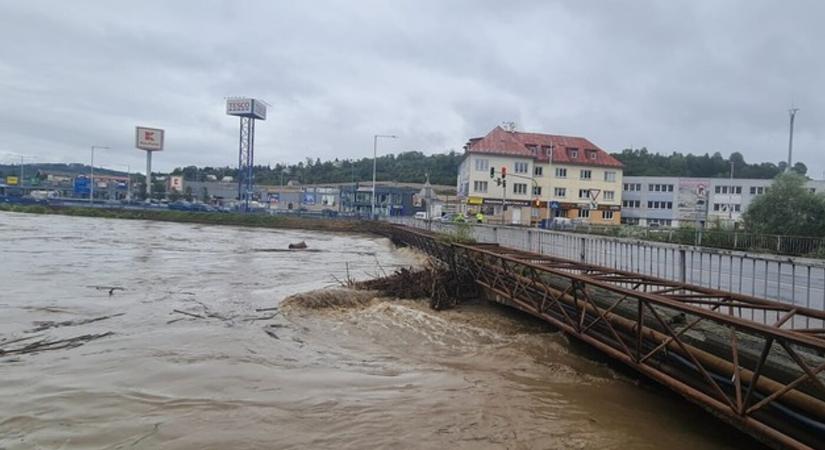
[465,126,623,168]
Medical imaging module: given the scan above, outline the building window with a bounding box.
[532,186,542,196]
[579,189,591,199]
[473,181,488,193]
[474,158,489,172]
[603,210,614,220]
[715,186,721,194]
[735,186,742,194]
[578,208,590,218]
[555,167,567,178]
[580,170,592,180]
[526,145,538,155]
[513,183,527,195]
[542,146,553,157]
[750,186,756,194]
[514,162,528,174]
[554,187,566,197]
[567,148,578,159]
[604,190,615,201]
[624,183,642,192]
[604,171,616,182]
[622,200,641,208]
[587,150,597,160]
[534,166,543,176]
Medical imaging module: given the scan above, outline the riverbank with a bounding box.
[0,203,369,234]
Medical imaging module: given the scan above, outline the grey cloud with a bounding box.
[0,0,822,177]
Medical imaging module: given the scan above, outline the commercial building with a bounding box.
[621,176,825,227]
[457,126,623,225]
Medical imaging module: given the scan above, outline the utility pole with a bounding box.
[89,145,110,204]
[371,134,398,219]
[786,107,799,172]
[728,161,734,222]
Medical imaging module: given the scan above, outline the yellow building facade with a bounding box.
[457,127,623,225]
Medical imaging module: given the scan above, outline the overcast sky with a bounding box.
[0,0,822,177]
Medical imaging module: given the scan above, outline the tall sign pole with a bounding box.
[136,126,165,201]
[226,98,266,212]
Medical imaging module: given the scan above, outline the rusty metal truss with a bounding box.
[381,224,825,450]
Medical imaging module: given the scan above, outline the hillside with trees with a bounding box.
[613,148,807,178]
[171,151,463,186]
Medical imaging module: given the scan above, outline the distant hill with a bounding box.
[0,163,128,179]
[4,148,808,186]
[170,151,464,187]
[612,148,806,179]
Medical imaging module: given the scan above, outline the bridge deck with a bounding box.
[381,224,825,450]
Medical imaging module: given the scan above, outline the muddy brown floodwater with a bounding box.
[0,212,762,449]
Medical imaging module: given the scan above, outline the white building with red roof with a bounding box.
[458,126,624,225]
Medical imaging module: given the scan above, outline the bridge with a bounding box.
[378,223,825,450]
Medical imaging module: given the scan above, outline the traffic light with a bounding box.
[501,166,507,179]
[490,167,495,179]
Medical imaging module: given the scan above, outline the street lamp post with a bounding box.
[371,134,398,219]
[89,145,110,203]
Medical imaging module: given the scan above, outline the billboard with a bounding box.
[5,176,18,185]
[677,178,709,222]
[136,126,164,151]
[302,192,316,205]
[74,176,90,195]
[226,98,267,120]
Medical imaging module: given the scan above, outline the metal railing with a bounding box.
[380,224,825,450]
[556,224,825,257]
[386,217,825,316]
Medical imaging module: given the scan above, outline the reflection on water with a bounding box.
[0,212,758,449]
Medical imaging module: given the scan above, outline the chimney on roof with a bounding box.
[501,121,517,133]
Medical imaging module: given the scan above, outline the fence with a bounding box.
[386,217,825,316]
[560,224,825,257]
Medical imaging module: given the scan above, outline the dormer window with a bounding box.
[526,144,538,155]
[566,147,578,158]
[587,150,597,160]
[542,146,553,157]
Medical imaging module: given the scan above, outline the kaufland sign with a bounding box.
[135,126,164,151]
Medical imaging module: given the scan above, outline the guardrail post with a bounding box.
[679,249,686,284]
[580,237,586,262]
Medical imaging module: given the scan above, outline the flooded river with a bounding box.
[0,212,759,449]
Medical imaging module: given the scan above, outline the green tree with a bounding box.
[742,173,825,236]
[183,185,193,201]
